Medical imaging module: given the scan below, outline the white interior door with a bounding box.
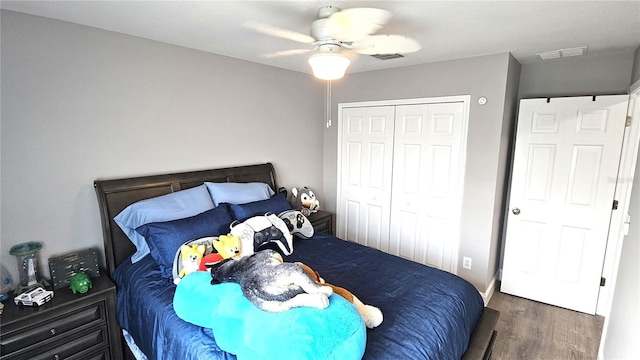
[389,102,466,272]
[502,95,629,314]
[338,106,395,251]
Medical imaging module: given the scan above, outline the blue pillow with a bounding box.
[205,182,274,206]
[229,193,292,221]
[136,204,233,280]
[113,184,215,263]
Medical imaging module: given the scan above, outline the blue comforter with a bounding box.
[113,233,484,360]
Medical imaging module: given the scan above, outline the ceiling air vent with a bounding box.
[537,46,588,60]
[371,53,405,60]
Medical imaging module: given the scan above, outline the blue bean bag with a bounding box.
[173,271,366,360]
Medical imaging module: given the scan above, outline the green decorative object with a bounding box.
[69,272,92,294]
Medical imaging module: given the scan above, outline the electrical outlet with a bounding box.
[463,256,472,270]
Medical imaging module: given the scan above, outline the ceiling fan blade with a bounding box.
[327,8,392,42]
[262,48,314,58]
[352,34,421,55]
[243,20,316,44]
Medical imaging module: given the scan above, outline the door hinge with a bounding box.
[613,200,619,210]
[600,277,606,287]
[626,116,632,127]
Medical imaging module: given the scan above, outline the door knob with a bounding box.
[512,208,521,215]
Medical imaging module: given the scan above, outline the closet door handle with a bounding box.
[512,208,521,215]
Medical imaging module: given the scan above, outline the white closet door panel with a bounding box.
[366,205,386,250]
[390,102,465,272]
[424,216,447,268]
[338,106,395,249]
[393,210,419,259]
[345,143,362,182]
[344,200,360,243]
[344,200,386,249]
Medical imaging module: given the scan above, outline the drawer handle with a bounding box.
[54,355,61,360]
[50,328,57,336]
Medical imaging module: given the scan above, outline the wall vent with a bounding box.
[370,53,405,60]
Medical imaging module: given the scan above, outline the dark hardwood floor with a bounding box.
[487,289,604,360]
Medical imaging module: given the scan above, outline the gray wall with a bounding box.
[323,53,518,291]
[519,51,634,98]
[632,45,640,84]
[0,10,324,281]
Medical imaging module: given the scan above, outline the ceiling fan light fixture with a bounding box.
[308,52,351,80]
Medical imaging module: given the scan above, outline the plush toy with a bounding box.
[290,187,320,216]
[174,243,206,284]
[213,234,243,259]
[199,234,244,271]
[199,253,223,271]
[230,214,292,255]
[296,262,383,328]
[208,250,333,313]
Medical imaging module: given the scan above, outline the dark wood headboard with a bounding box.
[94,163,278,276]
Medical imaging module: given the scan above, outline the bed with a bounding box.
[94,162,498,360]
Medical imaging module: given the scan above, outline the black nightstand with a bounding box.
[307,210,334,235]
[1,275,122,360]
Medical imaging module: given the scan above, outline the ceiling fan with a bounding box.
[244,6,421,80]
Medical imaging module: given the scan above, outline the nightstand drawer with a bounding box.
[312,217,331,233]
[307,210,334,235]
[6,326,108,360]
[1,301,105,355]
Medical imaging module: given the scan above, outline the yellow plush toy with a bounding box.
[213,234,242,259]
[174,243,206,284]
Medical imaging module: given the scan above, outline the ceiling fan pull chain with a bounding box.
[326,80,332,128]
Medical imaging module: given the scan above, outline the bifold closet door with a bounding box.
[389,102,466,272]
[338,106,395,251]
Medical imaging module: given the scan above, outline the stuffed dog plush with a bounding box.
[207,250,333,312]
[297,262,383,328]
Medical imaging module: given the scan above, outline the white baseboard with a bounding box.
[480,274,497,306]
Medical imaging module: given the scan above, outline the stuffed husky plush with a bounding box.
[207,249,333,312]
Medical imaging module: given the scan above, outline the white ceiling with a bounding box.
[2,1,640,76]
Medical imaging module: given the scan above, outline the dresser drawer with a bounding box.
[4,326,108,360]
[79,347,111,360]
[1,301,105,355]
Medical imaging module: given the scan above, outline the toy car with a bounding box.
[13,286,53,306]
